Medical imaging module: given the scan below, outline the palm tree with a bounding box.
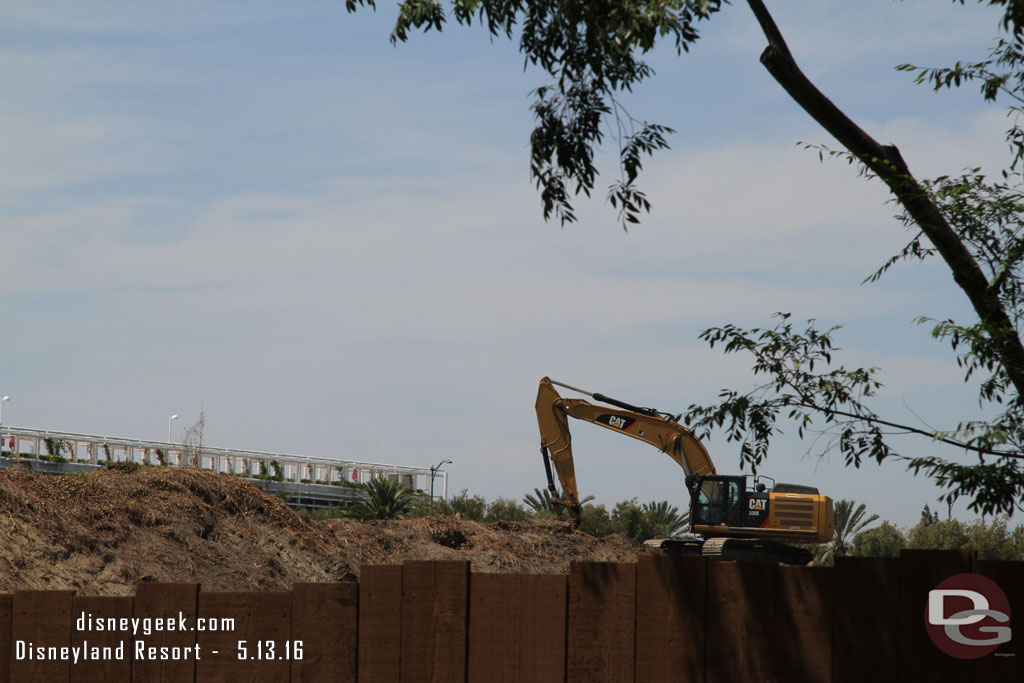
[523,487,554,512]
[522,487,594,513]
[641,500,691,538]
[347,477,422,520]
[821,499,879,565]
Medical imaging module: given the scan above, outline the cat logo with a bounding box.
[597,414,635,431]
[749,499,767,511]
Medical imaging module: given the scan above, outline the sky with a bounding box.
[2,0,1020,528]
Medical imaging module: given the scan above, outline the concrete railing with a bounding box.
[0,426,448,499]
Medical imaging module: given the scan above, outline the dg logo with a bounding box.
[926,573,1011,659]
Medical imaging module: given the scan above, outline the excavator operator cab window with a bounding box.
[694,477,742,526]
[698,480,721,505]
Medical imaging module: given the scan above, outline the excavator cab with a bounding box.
[689,475,772,530]
[687,473,831,547]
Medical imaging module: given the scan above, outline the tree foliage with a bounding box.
[818,499,879,566]
[415,490,532,520]
[850,521,905,559]
[523,487,593,513]
[441,489,488,520]
[676,5,1024,516]
[348,1,1024,513]
[523,487,556,513]
[42,438,71,461]
[675,3,1024,511]
[408,486,692,542]
[580,498,690,541]
[349,0,721,229]
[849,507,1024,561]
[638,499,690,537]
[680,310,1024,515]
[484,497,532,522]
[347,477,423,520]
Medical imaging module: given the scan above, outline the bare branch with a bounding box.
[745,0,1024,398]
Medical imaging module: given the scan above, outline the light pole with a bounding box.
[429,459,452,503]
[168,414,179,443]
[0,396,9,453]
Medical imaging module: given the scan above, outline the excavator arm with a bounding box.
[535,376,716,522]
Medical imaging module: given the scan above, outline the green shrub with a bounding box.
[579,503,614,537]
[485,497,530,522]
[851,521,905,558]
[438,490,487,521]
[106,461,142,473]
[302,505,352,521]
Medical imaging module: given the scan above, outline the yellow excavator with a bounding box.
[535,377,834,564]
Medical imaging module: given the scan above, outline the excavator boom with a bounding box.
[536,377,715,516]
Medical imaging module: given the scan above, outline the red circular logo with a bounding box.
[925,573,1012,659]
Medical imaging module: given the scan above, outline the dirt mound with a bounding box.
[0,467,644,595]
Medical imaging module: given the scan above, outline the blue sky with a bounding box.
[2,1,1019,527]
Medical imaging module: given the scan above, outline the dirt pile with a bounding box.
[0,467,645,595]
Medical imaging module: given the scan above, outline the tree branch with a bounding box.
[795,401,1024,460]
[745,0,1024,399]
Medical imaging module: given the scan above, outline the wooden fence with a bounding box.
[0,550,1020,682]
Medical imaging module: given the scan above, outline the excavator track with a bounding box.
[648,537,704,557]
[700,537,812,565]
[653,537,811,564]
[699,537,729,558]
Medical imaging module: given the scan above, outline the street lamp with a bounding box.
[168,414,179,442]
[429,459,452,503]
[0,396,9,454]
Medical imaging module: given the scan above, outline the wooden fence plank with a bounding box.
[130,583,197,683]
[567,561,636,683]
[832,557,899,683]
[467,573,566,683]
[195,591,290,683]
[520,574,567,683]
[290,583,358,683]
[0,595,12,683]
[11,590,73,683]
[635,555,705,683]
[70,596,132,683]
[400,560,469,683]
[972,559,1023,682]
[775,566,831,683]
[898,549,973,683]
[467,574,520,683]
[359,565,403,683]
[130,581,195,683]
[705,562,777,683]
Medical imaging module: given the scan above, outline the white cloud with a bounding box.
[0,1,319,34]
[710,0,1003,74]
[0,108,147,203]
